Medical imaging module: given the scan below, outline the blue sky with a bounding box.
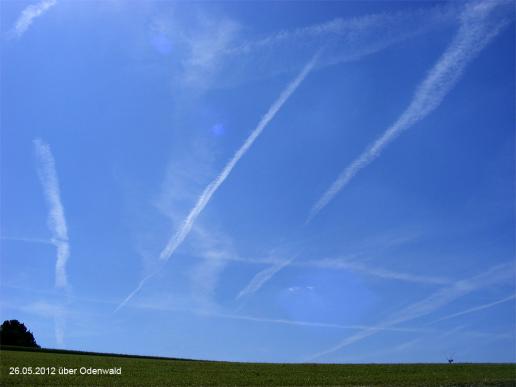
[1,0,515,363]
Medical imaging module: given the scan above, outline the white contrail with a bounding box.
[236,257,295,300]
[194,310,429,334]
[54,311,66,347]
[160,52,320,262]
[429,293,516,324]
[34,138,69,289]
[0,236,53,245]
[10,0,56,38]
[130,300,430,334]
[211,3,459,88]
[308,261,514,361]
[189,251,452,285]
[115,52,320,312]
[33,139,69,348]
[113,270,159,314]
[310,258,451,285]
[307,0,511,222]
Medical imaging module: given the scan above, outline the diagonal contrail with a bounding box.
[306,0,512,223]
[113,270,160,314]
[159,51,321,262]
[307,261,514,361]
[236,256,295,300]
[115,51,321,312]
[429,293,516,324]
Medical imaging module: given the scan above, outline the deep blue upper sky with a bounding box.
[1,0,514,363]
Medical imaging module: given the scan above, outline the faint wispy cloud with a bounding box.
[10,0,56,38]
[34,138,69,289]
[155,140,218,224]
[187,3,459,89]
[429,293,516,325]
[204,311,429,334]
[231,253,449,313]
[309,258,451,285]
[54,313,66,347]
[21,301,67,347]
[139,3,462,98]
[187,225,236,309]
[151,10,241,90]
[227,5,455,60]
[21,301,66,318]
[183,17,240,89]
[185,251,451,286]
[307,0,512,222]
[308,261,514,361]
[236,256,295,301]
[154,4,457,93]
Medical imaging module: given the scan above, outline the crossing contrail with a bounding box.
[115,51,321,312]
[159,52,321,262]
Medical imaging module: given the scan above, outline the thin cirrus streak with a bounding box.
[0,236,53,245]
[130,300,431,334]
[208,3,460,89]
[428,293,516,325]
[113,270,161,314]
[114,51,321,312]
[235,256,295,300]
[183,250,452,286]
[307,261,514,361]
[231,253,449,312]
[309,258,451,285]
[306,0,512,223]
[214,244,452,283]
[10,0,57,38]
[34,138,70,290]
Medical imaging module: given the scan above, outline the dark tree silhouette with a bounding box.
[0,320,40,348]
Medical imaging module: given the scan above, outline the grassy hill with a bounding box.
[1,346,515,386]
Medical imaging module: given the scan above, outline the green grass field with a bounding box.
[1,347,515,386]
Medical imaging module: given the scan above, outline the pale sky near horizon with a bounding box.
[1,0,515,363]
